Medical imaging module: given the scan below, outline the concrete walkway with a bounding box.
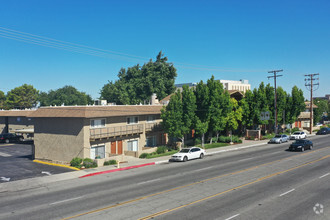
[0,139,271,192]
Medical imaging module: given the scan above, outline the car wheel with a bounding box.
[183,156,188,162]
[200,153,204,159]
[19,137,23,142]
[5,139,9,143]
[301,147,304,152]
[310,145,313,150]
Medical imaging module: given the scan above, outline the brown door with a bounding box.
[111,142,116,154]
[117,140,123,155]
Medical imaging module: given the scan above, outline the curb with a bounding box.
[80,141,269,177]
[33,160,80,171]
[79,162,156,178]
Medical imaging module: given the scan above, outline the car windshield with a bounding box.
[293,132,300,135]
[179,149,190,153]
[295,140,305,144]
[275,135,281,138]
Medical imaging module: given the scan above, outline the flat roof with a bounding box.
[29,105,164,118]
[0,110,35,117]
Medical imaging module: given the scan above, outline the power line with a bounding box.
[0,26,267,73]
[267,69,283,134]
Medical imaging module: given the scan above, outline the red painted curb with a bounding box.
[79,162,156,178]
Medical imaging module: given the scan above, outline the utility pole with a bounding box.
[304,73,319,134]
[268,69,283,134]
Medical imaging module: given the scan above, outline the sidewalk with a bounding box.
[0,139,270,192]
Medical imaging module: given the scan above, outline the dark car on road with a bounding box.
[316,127,330,135]
[0,133,24,143]
[289,139,313,152]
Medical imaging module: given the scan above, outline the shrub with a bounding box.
[156,146,168,154]
[195,138,202,145]
[70,157,82,168]
[139,153,149,158]
[83,158,97,168]
[291,127,300,133]
[219,135,242,143]
[211,137,218,143]
[104,160,117,166]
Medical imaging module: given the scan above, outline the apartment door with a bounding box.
[117,140,123,154]
[111,142,116,154]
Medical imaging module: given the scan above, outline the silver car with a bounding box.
[268,134,289,144]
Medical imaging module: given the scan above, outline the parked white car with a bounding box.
[170,147,206,162]
[290,131,307,140]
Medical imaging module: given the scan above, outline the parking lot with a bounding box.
[0,142,73,183]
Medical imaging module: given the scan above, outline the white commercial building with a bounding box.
[219,79,251,93]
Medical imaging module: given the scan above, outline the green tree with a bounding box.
[226,98,243,141]
[276,87,287,125]
[241,90,254,129]
[161,91,184,149]
[39,86,93,106]
[314,99,329,124]
[181,85,197,147]
[100,52,177,104]
[290,86,305,122]
[194,80,210,148]
[0,90,5,109]
[207,76,230,143]
[5,84,39,109]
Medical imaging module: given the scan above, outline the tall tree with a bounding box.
[207,76,230,143]
[100,52,177,104]
[194,81,210,147]
[5,84,39,109]
[290,86,305,122]
[161,91,184,149]
[181,85,197,147]
[226,98,243,141]
[0,90,5,109]
[313,99,329,125]
[39,86,93,106]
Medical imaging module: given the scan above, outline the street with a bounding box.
[0,135,329,220]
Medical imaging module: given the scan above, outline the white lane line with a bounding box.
[237,157,253,162]
[50,196,84,205]
[319,173,330,179]
[225,214,240,220]
[195,166,215,172]
[279,189,295,197]
[0,152,11,157]
[137,178,161,185]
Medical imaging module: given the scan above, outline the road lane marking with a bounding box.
[195,166,215,172]
[62,147,330,220]
[138,155,330,220]
[137,178,161,185]
[50,196,84,205]
[237,157,253,162]
[0,152,11,157]
[279,189,295,197]
[225,214,240,220]
[319,173,330,179]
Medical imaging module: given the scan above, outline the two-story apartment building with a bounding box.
[0,110,35,137]
[29,105,165,165]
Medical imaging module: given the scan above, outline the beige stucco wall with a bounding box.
[34,118,85,164]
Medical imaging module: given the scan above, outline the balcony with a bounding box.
[90,124,143,141]
[145,122,163,132]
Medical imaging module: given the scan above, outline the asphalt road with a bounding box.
[0,143,73,182]
[0,135,329,220]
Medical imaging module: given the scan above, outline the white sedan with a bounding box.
[290,131,307,140]
[170,147,206,162]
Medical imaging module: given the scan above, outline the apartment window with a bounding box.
[127,140,138,151]
[147,115,156,123]
[146,136,156,147]
[90,118,106,128]
[127,116,138,124]
[90,145,105,159]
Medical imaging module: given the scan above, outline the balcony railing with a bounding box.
[145,122,163,132]
[90,124,143,140]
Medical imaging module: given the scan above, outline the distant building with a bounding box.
[313,94,330,101]
[175,79,250,93]
[218,79,251,93]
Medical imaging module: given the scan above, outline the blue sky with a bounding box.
[0,0,329,100]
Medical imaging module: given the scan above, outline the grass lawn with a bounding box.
[144,150,179,159]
